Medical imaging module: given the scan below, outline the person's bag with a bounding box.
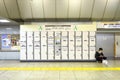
[102,60,108,65]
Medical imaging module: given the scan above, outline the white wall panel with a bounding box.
[56,0,68,18]
[17,0,32,19]
[43,0,55,18]
[103,0,119,20]
[31,0,44,18]
[92,0,107,19]
[80,0,94,18]
[69,0,81,18]
[4,0,20,18]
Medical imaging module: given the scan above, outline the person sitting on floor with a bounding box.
[95,48,107,63]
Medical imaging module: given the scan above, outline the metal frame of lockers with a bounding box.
[20,31,96,61]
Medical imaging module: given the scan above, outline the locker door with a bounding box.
[76,31,82,46]
[61,31,68,60]
[20,31,27,60]
[82,32,89,60]
[89,32,95,46]
[48,31,54,60]
[41,31,47,60]
[83,47,89,60]
[90,31,95,36]
[55,31,61,60]
[76,47,82,60]
[89,37,95,46]
[75,31,82,60]
[83,31,88,46]
[27,32,33,60]
[34,31,40,60]
[69,31,75,60]
[89,31,96,60]
[89,47,95,60]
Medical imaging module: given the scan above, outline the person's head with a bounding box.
[98,48,103,53]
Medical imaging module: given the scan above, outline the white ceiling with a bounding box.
[0,0,120,22]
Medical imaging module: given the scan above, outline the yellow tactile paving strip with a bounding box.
[0,67,120,71]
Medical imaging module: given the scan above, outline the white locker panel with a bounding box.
[48,48,54,60]
[69,31,75,60]
[48,31,54,60]
[89,47,96,59]
[61,47,68,60]
[89,37,95,46]
[76,47,82,60]
[61,32,68,46]
[76,32,82,46]
[76,31,82,36]
[55,32,61,60]
[83,31,88,37]
[83,31,88,46]
[69,31,74,46]
[83,53,88,60]
[41,31,47,60]
[82,46,89,60]
[20,31,27,60]
[61,31,68,60]
[90,32,95,36]
[62,39,68,46]
[34,31,40,60]
[76,39,82,46]
[27,32,33,60]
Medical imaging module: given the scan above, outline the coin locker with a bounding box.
[61,31,68,60]
[89,47,96,59]
[41,31,47,60]
[48,31,54,60]
[55,31,61,60]
[75,31,82,60]
[34,31,40,60]
[82,31,89,60]
[20,31,27,60]
[69,31,75,60]
[27,32,34,60]
[20,31,96,61]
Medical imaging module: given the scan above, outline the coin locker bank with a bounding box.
[20,23,96,61]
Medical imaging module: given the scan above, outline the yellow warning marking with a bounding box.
[0,67,120,71]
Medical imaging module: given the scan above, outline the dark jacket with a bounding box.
[95,51,104,58]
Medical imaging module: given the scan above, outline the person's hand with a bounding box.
[100,55,103,57]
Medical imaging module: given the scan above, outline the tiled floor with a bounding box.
[0,60,120,80]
